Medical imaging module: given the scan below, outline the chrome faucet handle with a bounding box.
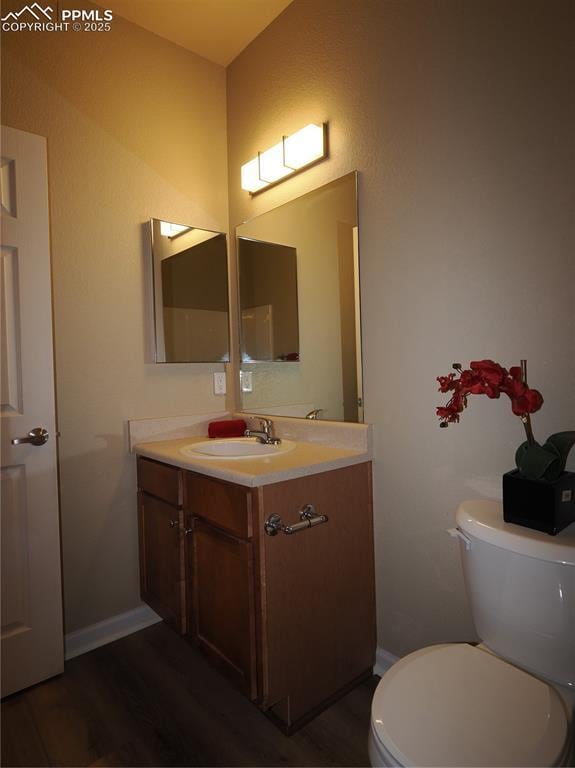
[259,418,273,435]
[244,417,280,444]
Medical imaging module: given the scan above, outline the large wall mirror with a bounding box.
[150,219,230,363]
[236,171,363,422]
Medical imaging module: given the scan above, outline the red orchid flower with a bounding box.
[436,360,543,428]
[436,360,575,482]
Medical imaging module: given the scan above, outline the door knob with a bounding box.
[11,427,49,446]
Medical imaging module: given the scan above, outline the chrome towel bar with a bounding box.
[264,504,328,536]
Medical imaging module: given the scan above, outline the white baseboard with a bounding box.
[65,609,399,677]
[64,605,162,661]
[374,646,399,677]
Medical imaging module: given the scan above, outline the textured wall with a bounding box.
[227,0,575,656]
[1,14,228,632]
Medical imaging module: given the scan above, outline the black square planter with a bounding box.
[502,470,575,535]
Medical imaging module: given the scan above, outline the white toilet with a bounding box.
[369,499,575,767]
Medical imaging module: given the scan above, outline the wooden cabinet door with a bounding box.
[138,492,187,634]
[191,519,257,699]
[259,463,376,729]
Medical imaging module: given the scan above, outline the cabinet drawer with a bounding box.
[184,472,252,539]
[137,456,181,507]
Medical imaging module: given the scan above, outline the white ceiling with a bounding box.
[101,0,294,66]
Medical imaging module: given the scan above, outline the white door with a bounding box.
[241,304,274,360]
[1,125,63,697]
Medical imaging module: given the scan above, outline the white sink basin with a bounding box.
[180,437,296,460]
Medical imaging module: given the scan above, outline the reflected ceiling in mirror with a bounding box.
[236,172,362,422]
[151,219,229,363]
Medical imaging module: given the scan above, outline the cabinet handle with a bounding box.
[264,504,328,536]
[184,528,193,536]
[168,519,178,528]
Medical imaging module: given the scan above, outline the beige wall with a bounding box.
[2,0,573,656]
[227,0,575,656]
[1,12,228,632]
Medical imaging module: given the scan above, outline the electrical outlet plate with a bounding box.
[213,372,226,395]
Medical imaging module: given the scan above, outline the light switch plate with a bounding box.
[240,371,253,393]
[213,372,226,395]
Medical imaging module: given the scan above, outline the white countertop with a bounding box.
[133,435,371,487]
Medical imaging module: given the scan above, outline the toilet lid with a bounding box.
[371,644,569,767]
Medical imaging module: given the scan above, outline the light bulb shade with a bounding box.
[241,157,268,193]
[258,141,292,183]
[240,123,327,193]
[283,124,325,169]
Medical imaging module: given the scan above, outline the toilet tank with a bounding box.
[456,500,575,688]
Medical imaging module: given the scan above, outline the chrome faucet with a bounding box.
[305,408,324,420]
[244,418,281,445]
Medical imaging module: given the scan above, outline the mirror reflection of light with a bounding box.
[159,221,189,238]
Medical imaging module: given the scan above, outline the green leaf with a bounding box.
[515,441,561,481]
[544,431,575,473]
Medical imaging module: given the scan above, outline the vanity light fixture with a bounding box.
[241,123,327,194]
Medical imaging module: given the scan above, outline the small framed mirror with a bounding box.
[238,237,299,362]
[150,219,230,363]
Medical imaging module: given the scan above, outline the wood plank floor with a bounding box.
[2,622,378,767]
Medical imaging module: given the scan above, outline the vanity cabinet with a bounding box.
[136,455,375,732]
[137,458,187,634]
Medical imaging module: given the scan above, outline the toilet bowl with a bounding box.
[369,644,573,767]
[369,500,575,767]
